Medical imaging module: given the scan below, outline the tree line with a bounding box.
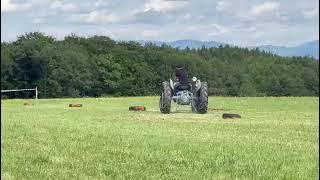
[1,32,319,98]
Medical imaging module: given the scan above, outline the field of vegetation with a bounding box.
[1,96,319,179]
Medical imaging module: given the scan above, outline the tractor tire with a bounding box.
[159,81,172,114]
[191,103,197,112]
[191,98,197,112]
[196,82,208,114]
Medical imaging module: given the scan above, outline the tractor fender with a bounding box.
[169,79,174,90]
[195,80,201,92]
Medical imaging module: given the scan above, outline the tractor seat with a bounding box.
[177,84,191,90]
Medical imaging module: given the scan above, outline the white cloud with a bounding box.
[182,23,232,37]
[303,7,319,19]
[1,0,319,46]
[50,1,78,12]
[71,11,119,24]
[1,0,15,12]
[144,0,187,12]
[253,31,265,38]
[183,13,191,20]
[216,1,230,12]
[96,27,116,39]
[251,1,280,16]
[1,0,31,13]
[142,29,160,39]
[32,17,45,24]
[215,0,253,20]
[208,23,231,36]
[239,26,256,32]
[94,0,110,7]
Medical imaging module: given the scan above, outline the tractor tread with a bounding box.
[197,82,208,114]
[160,81,172,114]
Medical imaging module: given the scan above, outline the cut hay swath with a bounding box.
[69,104,82,107]
[23,102,33,106]
[222,113,241,119]
[129,106,146,111]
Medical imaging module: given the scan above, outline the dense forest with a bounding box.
[1,32,319,98]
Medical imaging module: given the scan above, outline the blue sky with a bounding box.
[1,0,319,46]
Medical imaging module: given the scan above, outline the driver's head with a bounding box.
[175,65,183,71]
[175,65,184,78]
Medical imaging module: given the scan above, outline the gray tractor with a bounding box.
[159,77,208,114]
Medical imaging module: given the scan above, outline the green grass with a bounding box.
[1,97,319,179]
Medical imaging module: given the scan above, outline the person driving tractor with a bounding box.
[175,66,189,85]
[174,66,191,96]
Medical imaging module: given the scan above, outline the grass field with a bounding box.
[1,97,319,179]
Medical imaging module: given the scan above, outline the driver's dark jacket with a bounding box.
[175,69,189,85]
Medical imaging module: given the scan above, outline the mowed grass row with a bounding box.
[1,97,319,179]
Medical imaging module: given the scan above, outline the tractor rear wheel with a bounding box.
[159,81,172,114]
[196,82,208,114]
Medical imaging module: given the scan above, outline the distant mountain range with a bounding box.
[254,41,319,59]
[138,39,319,59]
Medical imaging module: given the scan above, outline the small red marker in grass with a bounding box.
[129,106,146,111]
